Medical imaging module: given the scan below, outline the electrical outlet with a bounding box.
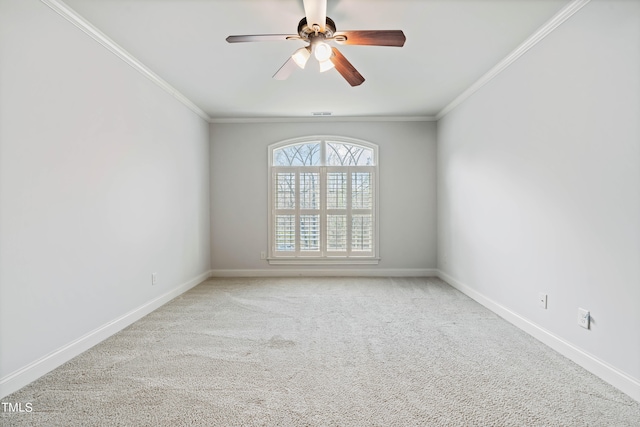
[538,293,547,309]
[578,308,590,329]
[151,273,157,286]
[260,251,266,260]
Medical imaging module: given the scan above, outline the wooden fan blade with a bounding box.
[334,30,406,47]
[226,34,300,43]
[330,47,365,87]
[273,57,298,80]
[303,0,327,32]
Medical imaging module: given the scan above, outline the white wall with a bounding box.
[0,0,211,396]
[437,0,640,398]
[210,121,437,274]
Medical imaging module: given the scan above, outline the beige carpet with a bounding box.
[2,277,639,426]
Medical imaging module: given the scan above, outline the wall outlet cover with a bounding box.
[538,293,548,309]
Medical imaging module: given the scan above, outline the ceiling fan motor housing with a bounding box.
[298,17,336,39]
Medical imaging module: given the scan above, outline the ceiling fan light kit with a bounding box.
[292,47,311,69]
[319,58,335,73]
[226,0,405,86]
[313,41,333,62]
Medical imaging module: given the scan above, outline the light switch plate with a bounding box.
[578,308,590,329]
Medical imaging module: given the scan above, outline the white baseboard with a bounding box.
[0,270,212,399]
[437,269,640,403]
[210,268,438,277]
[12,269,635,403]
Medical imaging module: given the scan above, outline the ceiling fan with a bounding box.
[226,0,406,86]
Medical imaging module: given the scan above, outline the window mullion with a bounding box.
[320,140,326,257]
[320,166,327,257]
[346,166,352,256]
[320,139,326,167]
[294,169,300,255]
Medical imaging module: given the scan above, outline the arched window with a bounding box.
[268,136,379,264]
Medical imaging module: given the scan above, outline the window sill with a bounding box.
[268,257,380,266]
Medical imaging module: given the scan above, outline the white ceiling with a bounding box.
[61,0,570,120]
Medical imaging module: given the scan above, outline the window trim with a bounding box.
[267,136,380,265]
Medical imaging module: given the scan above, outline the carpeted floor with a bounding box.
[2,277,639,426]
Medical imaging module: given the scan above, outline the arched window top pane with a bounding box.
[326,141,374,166]
[273,142,321,166]
[271,137,377,166]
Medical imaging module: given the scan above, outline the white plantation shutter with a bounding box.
[327,215,347,251]
[352,214,373,251]
[275,215,295,251]
[269,137,378,263]
[351,169,374,253]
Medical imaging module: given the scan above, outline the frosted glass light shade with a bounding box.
[319,58,335,72]
[314,42,332,62]
[292,47,311,69]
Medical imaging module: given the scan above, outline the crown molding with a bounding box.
[209,115,438,124]
[436,0,591,120]
[40,0,591,125]
[39,0,211,122]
